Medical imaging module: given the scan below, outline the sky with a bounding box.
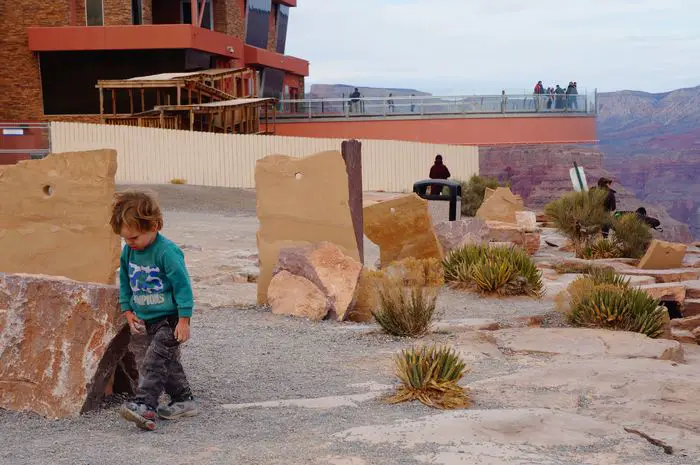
[285,0,700,95]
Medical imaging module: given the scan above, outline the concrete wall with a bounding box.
[50,122,479,192]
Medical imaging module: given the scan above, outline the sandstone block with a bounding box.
[492,328,683,361]
[638,239,688,270]
[683,299,700,318]
[683,280,700,299]
[476,187,525,224]
[0,150,120,284]
[638,283,686,302]
[671,328,697,344]
[0,272,130,418]
[613,265,700,283]
[434,218,489,253]
[267,271,329,321]
[274,242,362,321]
[363,194,443,267]
[670,314,700,332]
[486,221,541,255]
[515,211,537,231]
[347,269,383,323]
[255,150,362,304]
[693,327,700,343]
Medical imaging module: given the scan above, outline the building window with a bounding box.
[275,5,289,54]
[245,0,272,49]
[132,0,143,25]
[181,0,213,30]
[86,0,104,26]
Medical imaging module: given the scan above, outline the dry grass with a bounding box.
[170,178,187,185]
[386,345,471,409]
[372,277,438,337]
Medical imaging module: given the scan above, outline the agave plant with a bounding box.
[582,237,623,259]
[372,278,437,337]
[611,213,653,259]
[567,286,668,338]
[586,267,631,288]
[443,244,543,297]
[386,345,471,409]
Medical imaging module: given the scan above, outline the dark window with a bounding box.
[275,5,289,53]
[261,67,284,99]
[181,0,213,29]
[86,0,104,26]
[132,0,143,25]
[245,0,272,49]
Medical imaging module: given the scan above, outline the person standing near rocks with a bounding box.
[111,191,199,431]
[594,177,617,238]
[429,154,451,195]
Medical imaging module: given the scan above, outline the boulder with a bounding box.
[273,242,362,321]
[347,269,382,323]
[267,271,329,321]
[638,239,688,270]
[476,187,525,224]
[255,149,363,304]
[363,194,444,267]
[486,221,541,255]
[515,211,537,231]
[683,299,700,318]
[0,272,130,418]
[434,218,489,253]
[0,150,120,284]
[670,314,700,332]
[491,328,683,361]
[685,280,700,299]
[693,327,700,343]
[637,283,686,302]
[613,263,700,283]
[671,328,697,344]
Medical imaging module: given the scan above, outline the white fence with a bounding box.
[50,122,479,192]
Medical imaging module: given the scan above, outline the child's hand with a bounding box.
[175,318,190,343]
[125,311,145,335]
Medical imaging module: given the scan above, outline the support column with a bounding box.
[340,140,364,264]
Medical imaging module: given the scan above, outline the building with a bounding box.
[0,0,309,122]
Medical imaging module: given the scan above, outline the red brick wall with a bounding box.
[142,0,153,24]
[104,0,133,25]
[267,3,277,51]
[0,0,72,121]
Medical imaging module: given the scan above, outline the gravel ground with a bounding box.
[1,185,696,465]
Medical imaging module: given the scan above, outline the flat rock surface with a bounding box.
[3,185,697,465]
[491,328,683,361]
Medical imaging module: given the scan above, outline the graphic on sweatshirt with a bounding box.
[129,263,166,306]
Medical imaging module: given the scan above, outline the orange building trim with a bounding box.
[274,115,598,146]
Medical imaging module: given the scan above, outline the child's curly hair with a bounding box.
[110,191,164,235]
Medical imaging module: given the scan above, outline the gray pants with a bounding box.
[130,316,192,409]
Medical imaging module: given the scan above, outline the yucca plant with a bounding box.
[567,286,668,338]
[386,345,471,409]
[611,213,653,259]
[372,278,437,337]
[443,244,543,297]
[586,267,631,287]
[580,237,623,259]
[544,189,611,255]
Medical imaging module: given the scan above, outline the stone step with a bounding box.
[683,299,700,318]
[683,280,700,299]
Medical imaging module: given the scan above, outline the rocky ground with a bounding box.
[1,184,699,465]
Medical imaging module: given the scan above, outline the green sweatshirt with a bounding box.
[119,233,194,322]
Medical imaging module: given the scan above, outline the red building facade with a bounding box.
[0,0,309,121]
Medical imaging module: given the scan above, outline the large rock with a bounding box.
[0,272,129,418]
[255,149,362,304]
[638,239,687,270]
[486,221,541,255]
[637,282,686,302]
[491,328,683,361]
[613,263,700,283]
[683,299,700,318]
[273,242,362,321]
[476,187,525,223]
[267,271,329,321]
[0,150,120,284]
[363,194,444,267]
[670,314,700,332]
[515,211,537,231]
[434,218,489,253]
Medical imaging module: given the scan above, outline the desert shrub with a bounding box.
[563,268,631,313]
[457,175,510,217]
[443,244,543,297]
[611,213,653,259]
[551,262,614,275]
[579,237,624,260]
[372,278,437,337]
[386,345,470,409]
[170,178,187,184]
[386,257,445,288]
[544,189,610,248]
[567,285,667,338]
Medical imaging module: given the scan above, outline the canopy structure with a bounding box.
[95,68,277,134]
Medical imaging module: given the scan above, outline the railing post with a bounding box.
[308,101,312,119]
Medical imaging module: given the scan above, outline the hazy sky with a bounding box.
[285,0,700,95]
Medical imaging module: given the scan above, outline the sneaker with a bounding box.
[120,401,157,431]
[157,397,199,420]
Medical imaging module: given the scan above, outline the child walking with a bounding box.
[110,191,198,430]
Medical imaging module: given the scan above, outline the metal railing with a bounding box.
[277,90,597,119]
[0,122,52,162]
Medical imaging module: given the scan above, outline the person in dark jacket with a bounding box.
[429,155,451,195]
[595,177,616,238]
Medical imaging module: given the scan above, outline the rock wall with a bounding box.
[0,149,121,284]
[480,144,694,243]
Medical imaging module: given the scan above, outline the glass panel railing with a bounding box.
[277,90,597,119]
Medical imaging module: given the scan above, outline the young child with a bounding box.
[110,191,198,430]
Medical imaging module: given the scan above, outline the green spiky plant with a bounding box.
[611,213,653,259]
[372,278,437,337]
[443,244,543,297]
[386,345,471,409]
[580,237,624,259]
[456,175,510,217]
[567,286,668,338]
[544,189,611,256]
